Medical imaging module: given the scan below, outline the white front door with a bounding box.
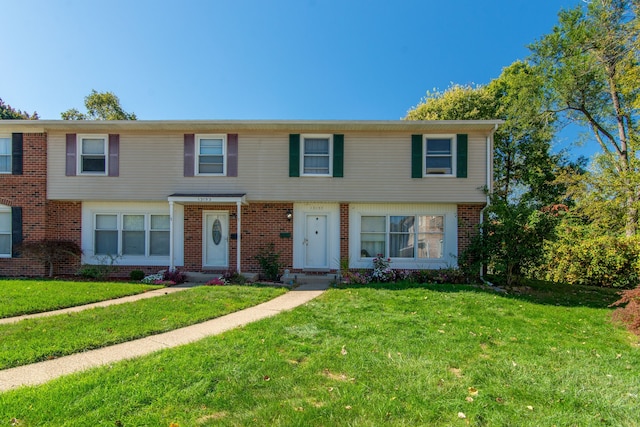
[203,212,228,267]
[305,214,328,268]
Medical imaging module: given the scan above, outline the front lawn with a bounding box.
[1,283,638,426]
[0,285,286,369]
[0,279,161,318]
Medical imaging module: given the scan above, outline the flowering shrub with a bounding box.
[141,273,164,284]
[163,268,186,284]
[371,254,395,282]
[205,277,227,286]
[341,271,371,285]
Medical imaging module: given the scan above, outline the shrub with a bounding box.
[17,240,82,277]
[223,270,247,284]
[77,254,121,280]
[205,277,227,286]
[255,243,282,281]
[544,230,640,288]
[610,286,640,336]
[371,254,395,282]
[129,270,145,281]
[163,268,186,285]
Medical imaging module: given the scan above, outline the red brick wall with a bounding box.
[340,203,349,262]
[0,133,48,276]
[44,201,82,275]
[183,203,294,274]
[457,204,484,257]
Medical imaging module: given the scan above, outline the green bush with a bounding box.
[544,230,640,288]
[129,270,145,281]
[254,243,282,281]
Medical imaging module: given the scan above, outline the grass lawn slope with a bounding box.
[0,280,161,318]
[1,283,639,426]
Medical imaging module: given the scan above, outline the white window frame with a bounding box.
[359,214,445,261]
[92,212,170,259]
[196,134,227,176]
[0,136,11,174]
[77,134,108,176]
[301,134,333,177]
[0,205,11,257]
[424,134,456,177]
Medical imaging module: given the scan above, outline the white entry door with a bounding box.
[305,214,328,268]
[203,212,228,267]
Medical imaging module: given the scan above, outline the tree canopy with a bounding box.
[0,98,38,120]
[61,90,137,120]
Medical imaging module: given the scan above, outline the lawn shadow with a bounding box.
[333,279,623,309]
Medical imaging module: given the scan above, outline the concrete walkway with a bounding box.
[0,283,327,392]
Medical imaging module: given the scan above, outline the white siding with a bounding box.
[48,131,489,203]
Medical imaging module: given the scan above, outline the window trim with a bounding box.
[0,136,11,174]
[0,205,11,258]
[424,134,456,177]
[300,134,333,177]
[359,213,446,261]
[195,134,227,176]
[77,134,109,176]
[92,212,170,259]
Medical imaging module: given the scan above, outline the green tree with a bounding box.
[61,90,137,120]
[529,0,639,236]
[0,98,38,120]
[405,63,570,207]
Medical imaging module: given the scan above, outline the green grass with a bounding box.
[1,282,639,426]
[0,279,162,318]
[0,285,286,369]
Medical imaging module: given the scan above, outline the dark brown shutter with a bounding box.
[65,134,76,176]
[108,134,119,177]
[184,134,195,177]
[227,133,238,177]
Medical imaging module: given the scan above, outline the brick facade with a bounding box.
[457,204,484,257]
[0,133,48,276]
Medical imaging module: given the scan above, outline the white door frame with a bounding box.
[293,203,340,270]
[202,210,229,268]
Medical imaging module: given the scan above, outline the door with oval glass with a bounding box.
[304,214,328,269]
[203,211,228,267]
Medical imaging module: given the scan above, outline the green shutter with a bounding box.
[456,134,468,178]
[333,134,344,177]
[289,134,300,177]
[411,134,423,178]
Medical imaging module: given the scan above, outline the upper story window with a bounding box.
[78,134,108,175]
[302,134,332,176]
[425,134,456,176]
[0,136,10,174]
[196,134,227,175]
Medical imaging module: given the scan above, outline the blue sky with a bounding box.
[3,0,588,153]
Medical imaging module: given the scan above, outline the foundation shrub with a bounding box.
[129,270,145,281]
[254,243,282,281]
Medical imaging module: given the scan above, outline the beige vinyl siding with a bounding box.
[47,131,489,203]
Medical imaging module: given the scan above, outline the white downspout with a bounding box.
[236,201,242,273]
[169,200,175,271]
[479,124,497,278]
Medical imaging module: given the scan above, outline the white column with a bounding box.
[169,201,175,271]
[236,201,242,272]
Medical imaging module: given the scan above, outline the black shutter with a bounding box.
[333,134,344,177]
[12,133,23,175]
[456,134,468,178]
[411,134,423,178]
[289,134,300,177]
[11,207,22,257]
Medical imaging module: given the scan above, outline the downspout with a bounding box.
[236,201,242,273]
[169,200,175,271]
[479,124,498,278]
